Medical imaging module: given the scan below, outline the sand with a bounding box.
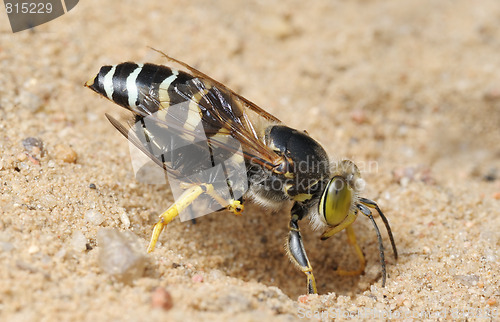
[1,0,499,320]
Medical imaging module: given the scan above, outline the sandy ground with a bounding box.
[1,0,500,321]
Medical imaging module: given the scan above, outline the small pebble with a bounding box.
[84,210,104,226]
[350,109,366,124]
[22,137,44,155]
[151,287,173,310]
[119,211,131,229]
[53,144,77,163]
[192,274,204,283]
[298,295,309,303]
[28,244,39,254]
[493,192,500,200]
[71,231,88,252]
[487,297,497,306]
[97,228,146,283]
[400,176,410,187]
[89,183,97,189]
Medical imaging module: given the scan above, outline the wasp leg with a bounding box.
[147,183,214,253]
[227,199,244,215]
[336,225,366,277]
[319,212,365,277]
[286,204,317,294]
[320,212,357,240]
[205,189,244,216]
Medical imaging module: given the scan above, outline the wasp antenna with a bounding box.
[374,204,398,260]
[148,47,202,75]
[147,46,167,57]
[359,197,398,260]
[148,47,187,67]
[367,213,387,287]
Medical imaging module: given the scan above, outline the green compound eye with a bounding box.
[321,176,353,226]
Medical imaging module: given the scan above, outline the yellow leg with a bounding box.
[336,225,366,276]
[227,199,244,215]
[205,189,244,216]
[147,183,214,253]
[305,270,317,295]
[320,212,357,240]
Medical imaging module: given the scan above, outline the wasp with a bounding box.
[86,52,397,294]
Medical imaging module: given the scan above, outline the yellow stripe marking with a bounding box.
[185,89,208,132]
[158,69,179,109]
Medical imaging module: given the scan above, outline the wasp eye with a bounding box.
[320,176,353,226]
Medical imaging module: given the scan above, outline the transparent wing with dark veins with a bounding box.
[86,58,284,221]
[141,66,284,172]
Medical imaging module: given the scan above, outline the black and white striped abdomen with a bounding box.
[86,62,193,115]
[87,62,245,141]
[86,61,247,176]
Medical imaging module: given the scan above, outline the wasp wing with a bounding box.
[150,48,283,124]
[87,60,284,220]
